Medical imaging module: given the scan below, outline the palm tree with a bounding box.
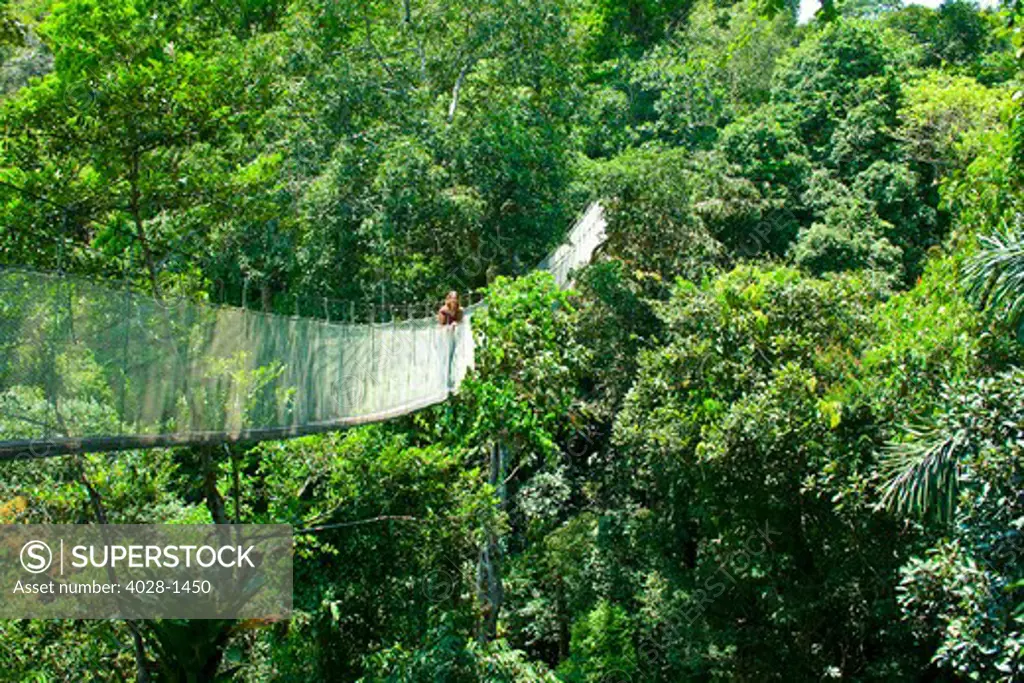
[886,225,1024,521]
[879,423,968,523]
[879,371,1024,523]
[962,227,1024,337]
[145,619,238,682]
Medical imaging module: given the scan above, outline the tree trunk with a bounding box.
[127,149,162,300]
[261,282,272,313]
[477,440,506,642]
[447,60,474,124]
[201,446,231,525]
[80,466,150,682]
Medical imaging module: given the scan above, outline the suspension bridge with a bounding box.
[0,203,606,459]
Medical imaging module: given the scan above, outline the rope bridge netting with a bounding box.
[0,202,606,459]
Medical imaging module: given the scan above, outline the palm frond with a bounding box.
[879,424,966,523]
[962,228,1024,337]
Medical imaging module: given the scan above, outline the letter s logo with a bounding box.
[20,540,52,574]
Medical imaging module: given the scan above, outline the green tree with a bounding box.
[963,227,1024,338]
[884,370,1024,679]
[612,264,922,678]
[771,19,899,157]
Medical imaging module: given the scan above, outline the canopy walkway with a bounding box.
[0,203,606,459]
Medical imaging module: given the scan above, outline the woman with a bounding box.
[437,290,463,326]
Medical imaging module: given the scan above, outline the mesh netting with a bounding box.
[537,202,607,288]
[0,203,604,456]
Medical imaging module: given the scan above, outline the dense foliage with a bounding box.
[1,0,1023,680]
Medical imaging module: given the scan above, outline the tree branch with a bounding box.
[361,6,397,81]
[447,59,475,124]
[295,515,419,534]
[401,0,428,82]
